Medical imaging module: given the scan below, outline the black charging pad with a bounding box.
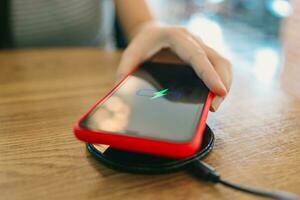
[86,125,214,174]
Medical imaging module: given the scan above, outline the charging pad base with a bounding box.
[87,125,215,174]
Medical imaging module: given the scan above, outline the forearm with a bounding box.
[114,0,155,40]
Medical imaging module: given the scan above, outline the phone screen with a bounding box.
[79,62,209,142]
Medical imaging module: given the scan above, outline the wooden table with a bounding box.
[0,48,299,200]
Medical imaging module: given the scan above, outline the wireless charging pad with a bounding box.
[86,125,215,174]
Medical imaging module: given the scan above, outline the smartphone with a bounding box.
[74,61,213,159]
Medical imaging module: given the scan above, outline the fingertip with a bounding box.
[209,80,227,97]
[210,96,224,112]
[216,82,227,97]
[210,106,216,112]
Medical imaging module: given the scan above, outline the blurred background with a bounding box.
[148,0,291,85]
[1,0,298,97]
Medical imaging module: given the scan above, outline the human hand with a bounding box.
[117,22,232,111]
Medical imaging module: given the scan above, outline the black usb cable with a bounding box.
[188,161,299,200]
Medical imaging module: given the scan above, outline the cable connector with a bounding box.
[188,160,220,183]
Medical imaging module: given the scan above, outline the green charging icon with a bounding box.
[150,89,168,100]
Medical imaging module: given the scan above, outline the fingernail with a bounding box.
[211,96,224,112]
[218,80,227,96]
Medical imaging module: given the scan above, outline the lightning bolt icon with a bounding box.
[150,89,169,100]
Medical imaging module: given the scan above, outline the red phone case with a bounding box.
[73,65,214,159]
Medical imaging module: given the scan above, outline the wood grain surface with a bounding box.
[0,48,299,200]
